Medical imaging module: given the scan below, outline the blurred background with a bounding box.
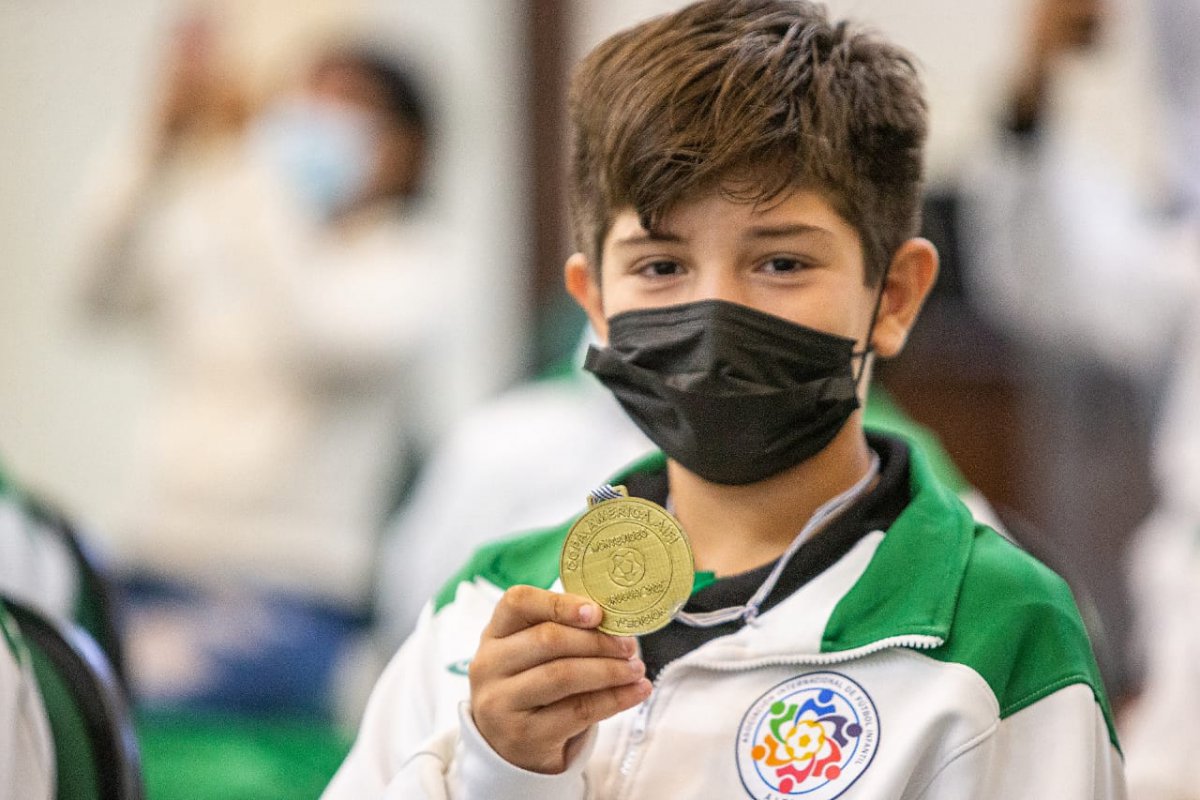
[1,0,1197,797]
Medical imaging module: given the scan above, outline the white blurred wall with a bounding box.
[0,1,169,542]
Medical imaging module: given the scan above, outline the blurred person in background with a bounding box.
[960,0,1162,705]
[964,0,1196,379]
[962,0,1200,794]
[1118,2,1200,794]
[77,11,450,718]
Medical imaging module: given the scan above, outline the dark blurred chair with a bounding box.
[22,496,127,685]
[4,596,143,800]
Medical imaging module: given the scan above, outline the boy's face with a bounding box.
[566,188,936,361]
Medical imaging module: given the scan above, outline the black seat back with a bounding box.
[4,597,143,800]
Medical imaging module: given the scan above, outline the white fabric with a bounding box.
[0,613,55,800]
[0,497,77,624]
[1130,42,1200,799]
[918,683,1125,800]
[77,133,464,606]
[376,373,653,644]
[1152,311,1200,516]
[1123,507,1200,799]
[1149,0,1200,209]
[326,531,1123,799]
[447,700,592,800]
[961,129,1200,384]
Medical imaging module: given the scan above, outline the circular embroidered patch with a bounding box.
[735,671,880,799]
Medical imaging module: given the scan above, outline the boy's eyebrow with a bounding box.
[744,223,834,239]
[613,224,832,247]
[612,231,684,247]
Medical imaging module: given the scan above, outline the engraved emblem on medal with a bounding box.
[560,486,695,636]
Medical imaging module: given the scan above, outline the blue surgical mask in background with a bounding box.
[248,98,378,220]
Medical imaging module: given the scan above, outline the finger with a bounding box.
[506,656,646,709]
[481,622,636,677]
[485,585,602,639]
[532,679,653,743]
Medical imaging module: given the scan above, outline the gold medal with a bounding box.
[560,486,694,636]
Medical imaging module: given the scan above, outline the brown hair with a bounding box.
[567,0,928,285]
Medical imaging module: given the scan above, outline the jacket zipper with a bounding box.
[612,633,943,789]
[617,697,652,777]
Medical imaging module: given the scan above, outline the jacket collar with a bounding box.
[819,432,975,652]
[608,430,975,658]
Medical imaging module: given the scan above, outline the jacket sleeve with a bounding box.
[914,683,1126,799]
[322,603,593,800]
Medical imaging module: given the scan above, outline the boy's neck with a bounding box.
[667,417,874,578]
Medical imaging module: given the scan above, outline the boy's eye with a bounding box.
[760,256,805,274]
[638,260,682,278]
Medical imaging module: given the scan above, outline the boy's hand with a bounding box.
[468,585,652,774]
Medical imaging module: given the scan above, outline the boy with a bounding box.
[324,1,1125,797]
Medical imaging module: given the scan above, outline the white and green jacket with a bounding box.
[326,441,1125,799]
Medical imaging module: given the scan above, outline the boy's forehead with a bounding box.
[605,187,853,246]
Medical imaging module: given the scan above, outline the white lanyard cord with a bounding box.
[674,450,882,629]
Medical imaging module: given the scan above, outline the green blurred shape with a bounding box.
[137,710,352,800]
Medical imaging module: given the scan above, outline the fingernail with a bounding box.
[628,658,645,676]
[636,678,652,696]
[620,637,637,657]
[579,604,598,624]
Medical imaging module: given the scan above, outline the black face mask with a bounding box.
[584,299,864,485]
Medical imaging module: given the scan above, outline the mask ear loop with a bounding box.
[853,261,893,388]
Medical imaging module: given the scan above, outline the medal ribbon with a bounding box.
[586,450,880,629]
[674,450,881,628]
[588,484,627,504]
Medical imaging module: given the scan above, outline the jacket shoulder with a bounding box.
[432,521,573,614]
[431,454,670,614]
[930,526,1117,747]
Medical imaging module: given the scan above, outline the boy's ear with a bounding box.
[564,252,608,342]
[871,238,938,358]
